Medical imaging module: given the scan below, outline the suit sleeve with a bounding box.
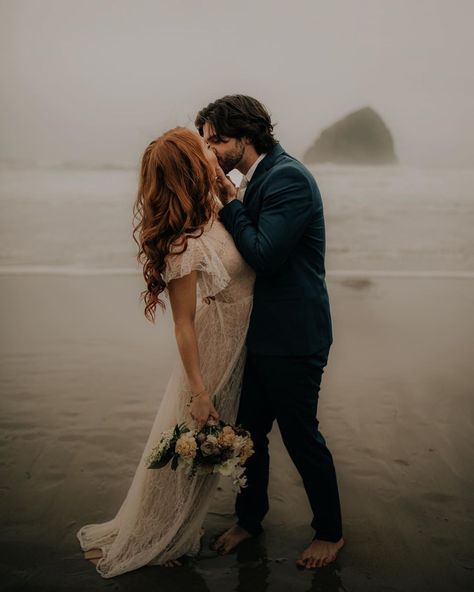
[219,167,314,275]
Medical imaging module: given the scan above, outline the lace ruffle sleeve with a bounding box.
[162,234,231,298]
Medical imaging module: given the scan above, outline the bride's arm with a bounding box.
[167,271,219,427]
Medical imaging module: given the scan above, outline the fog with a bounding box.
[1,0,473,167]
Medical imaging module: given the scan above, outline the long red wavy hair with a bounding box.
[132,127,218,322]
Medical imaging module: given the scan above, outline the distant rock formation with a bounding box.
[303,107,397,165]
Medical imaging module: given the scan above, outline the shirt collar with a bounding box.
[244,152,267,184]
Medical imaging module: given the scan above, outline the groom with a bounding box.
[195,95,344,569]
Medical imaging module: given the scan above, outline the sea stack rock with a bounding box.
[303,107,397,165]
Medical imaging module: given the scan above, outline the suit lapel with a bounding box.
[243,143,285,206]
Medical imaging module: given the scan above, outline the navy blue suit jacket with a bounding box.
[219,143,333,356]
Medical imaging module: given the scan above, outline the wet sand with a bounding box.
[0,273,473,591]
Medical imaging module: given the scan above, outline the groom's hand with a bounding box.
[216,165,237,205]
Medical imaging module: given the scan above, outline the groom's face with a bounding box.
[202,122,245,174]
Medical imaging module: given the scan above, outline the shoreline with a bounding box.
[0,266,473,279]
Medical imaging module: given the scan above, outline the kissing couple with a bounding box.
[77,94,344,576]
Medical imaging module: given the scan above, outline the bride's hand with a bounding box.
[189,390,219,429]
[215,165,237,205]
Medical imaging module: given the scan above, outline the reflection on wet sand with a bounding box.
[1,274,473,591]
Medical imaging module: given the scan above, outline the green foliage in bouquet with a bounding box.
[146,423,189,469]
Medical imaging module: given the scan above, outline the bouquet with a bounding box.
[145,419,254,492]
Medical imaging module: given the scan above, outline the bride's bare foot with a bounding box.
[161,528,205,568]
[296,537,345,569]
[84,548,103,566]
[162,559,182,567]
[211,524,253,554]
[84,528,207,569]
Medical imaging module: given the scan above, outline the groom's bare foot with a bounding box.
[211,524,253,554]
[296,537,345,569]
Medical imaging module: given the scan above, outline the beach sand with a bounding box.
[0,273,473,591]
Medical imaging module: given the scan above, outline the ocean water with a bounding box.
[0,164,473,276]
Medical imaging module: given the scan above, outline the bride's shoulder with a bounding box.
[168,233,200,255]
[162,235,205,285]
[165,214,227,264]
[201,215,232,244]
[164,220,216,268]
[162,220,231,294]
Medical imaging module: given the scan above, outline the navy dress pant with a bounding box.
[235,349,343,542]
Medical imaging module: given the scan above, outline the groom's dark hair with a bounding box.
[195,94,278,154]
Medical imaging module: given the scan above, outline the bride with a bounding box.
[76,127,255,577]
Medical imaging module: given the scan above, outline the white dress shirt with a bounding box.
[236,152,267,202]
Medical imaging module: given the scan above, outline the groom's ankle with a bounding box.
[312,530,343,543]
[236,519,263,537]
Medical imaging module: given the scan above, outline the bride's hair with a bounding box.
[132,127,217,322]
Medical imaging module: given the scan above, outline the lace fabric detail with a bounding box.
[162,229,231,299]
[77,217,256,578]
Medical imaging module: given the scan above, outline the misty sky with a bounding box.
[1,0,473,167]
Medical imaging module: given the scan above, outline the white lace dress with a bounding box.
[76,215,255,578]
